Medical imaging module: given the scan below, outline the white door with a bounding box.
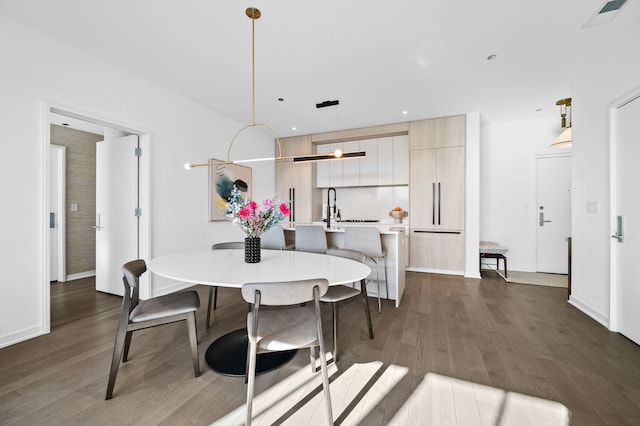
[613,95,640,344]
[536,155,571,274]
[96,135,139,296]
[49,145,66,282]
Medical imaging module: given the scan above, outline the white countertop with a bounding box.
[281,222,407,234]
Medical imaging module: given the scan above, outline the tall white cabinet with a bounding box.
[408,115,466,273]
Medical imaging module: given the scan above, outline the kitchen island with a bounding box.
[282,223,406,307]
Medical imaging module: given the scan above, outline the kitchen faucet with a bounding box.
[326,187,336,228]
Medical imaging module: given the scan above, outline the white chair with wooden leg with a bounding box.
[207,242,244,328]
[242,278,333,426]
[106,259,200,400]
[343,227,388,313]
[320,248,374,362]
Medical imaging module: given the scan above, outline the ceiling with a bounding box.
[2,0,638,137]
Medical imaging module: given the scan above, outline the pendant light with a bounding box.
[185,7,365,169]
[550,98,572,149]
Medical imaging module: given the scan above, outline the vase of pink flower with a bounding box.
[225,186,290,263]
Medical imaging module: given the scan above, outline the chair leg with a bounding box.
[360,279,374,340]
[316,327,334,424]
[186,312,200,377]
[373,257,382,314]
[214,286,219,310]
[332,303,339,362]
[122,330,133,362]
[382,255,388,305]
[105,325,128,400]
[246,335,258,426]
[206,286,216,329]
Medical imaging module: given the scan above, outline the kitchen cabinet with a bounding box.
[275,135,319,223]
[410,147,464,230]
[409,230,465,272]
[408,115,465,273]
[393,135,409,184]
[409,114,465,150]
[316,136,408,187]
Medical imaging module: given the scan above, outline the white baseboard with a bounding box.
[405,266,464,276]
[65,270,96,281]
[0,325,44,349]
[568,295,609,328]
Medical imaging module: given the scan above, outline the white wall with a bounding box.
[569,22,640,326]
[480,117,563,271]
[0,14,275,347]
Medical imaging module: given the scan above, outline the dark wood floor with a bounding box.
[1,272,639,425]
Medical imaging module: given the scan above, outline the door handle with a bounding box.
[93,213,102,231]
[611,215,624,243]
[539,212,552,226]
[49,212,55,229]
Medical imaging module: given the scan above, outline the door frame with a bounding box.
[531,152,571,272]
[609,88,640,332]
[41,101,152,333]
[50,144,67,282]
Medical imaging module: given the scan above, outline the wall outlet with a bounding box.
[587,201,599,213]
[70,203,79,212]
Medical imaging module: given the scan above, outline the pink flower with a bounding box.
[248,201,258,211]
[279,203,290,216]
[263,198,273,207]
[238,207,252,218]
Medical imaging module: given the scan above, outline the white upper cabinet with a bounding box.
[316,136,409,187]
[393,135,409,184]
[359,138,378,186]
[342,140,360,186]
[377,137,393,185]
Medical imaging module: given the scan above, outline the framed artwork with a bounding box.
[209,159,252,221]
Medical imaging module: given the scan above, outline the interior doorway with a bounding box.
[43,102,151,332]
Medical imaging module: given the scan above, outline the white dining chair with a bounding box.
[343,227,388,313]
[242,278,333,425]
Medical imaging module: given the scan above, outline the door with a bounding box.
[95,135,139,296]
[49,145,66,282]
[613,95,640,344]
[536,155,571,273]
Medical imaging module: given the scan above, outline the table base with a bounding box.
[204,328,297,377]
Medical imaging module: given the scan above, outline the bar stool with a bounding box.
[343,227,387,313]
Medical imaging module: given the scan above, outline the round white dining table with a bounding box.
[147,249,371,376]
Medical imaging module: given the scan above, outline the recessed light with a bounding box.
[536,108,543,112]
[278,98,284,102]
[62,123,70,126]
[402,110,408,115]
[487,54,497,61]
[291,126,297,131]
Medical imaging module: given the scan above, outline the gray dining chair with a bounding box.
[343,227,388,313]
[208,241,245,328]
[260,225,292,250]
[294,225,328,253]
[106,259,200,400]
[241,278,333,425]
[320,248,374,362]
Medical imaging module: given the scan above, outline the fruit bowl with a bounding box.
[389,209,408,223]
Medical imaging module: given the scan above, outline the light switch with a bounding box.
[71,203,79,212]
[587,201,599,213]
